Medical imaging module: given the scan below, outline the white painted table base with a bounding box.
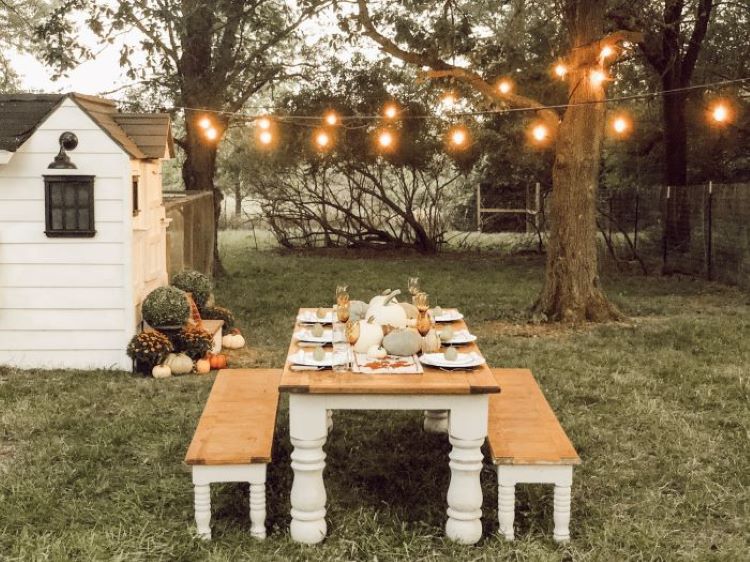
[191,464,267,540]
[289,393,488,544]
[495,464,574,542]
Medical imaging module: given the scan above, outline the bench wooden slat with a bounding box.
[488,368,580,465]
[185,369,281,466]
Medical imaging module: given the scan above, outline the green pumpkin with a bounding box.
[349,300,369,322]
[382,328,423,356]
[165,352,193,375]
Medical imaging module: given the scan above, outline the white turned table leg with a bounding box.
[326,409,333,433]
[249,483,266,539]
[194,484,211,540]
[423,410,449,434]
[498,483,516,540]
[445,399,487,544]
[289,395,328,544]
[553,484,572,542]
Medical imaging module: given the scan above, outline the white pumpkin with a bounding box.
[152,364,172,379]
[366,345,387,359]
[421,330,442,353]
[352,318,385,353]
[367,290,408,329]
[165,353,193,375]
[222,333,246,349]
[368,289,400,309]
[398,302,419,319]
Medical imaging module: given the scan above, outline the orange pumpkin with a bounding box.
[208,353,228,370]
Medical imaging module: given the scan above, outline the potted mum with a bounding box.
[126,331,173,375]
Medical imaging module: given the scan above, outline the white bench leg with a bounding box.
[326,410,333,433]
[249,483,267,539]
[498,483,516,540]
[194,484,212,540]
[553,484,572,542]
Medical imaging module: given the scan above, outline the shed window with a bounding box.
[44,175,96,237]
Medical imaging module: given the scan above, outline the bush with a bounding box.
[142,286,190,327]
[171,270,213,309]
[126,331,173,372]
[200,305,236,334]
[170,326,213,360]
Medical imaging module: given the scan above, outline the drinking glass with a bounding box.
[332,322,349,372]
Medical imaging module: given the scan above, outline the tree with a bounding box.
[0,0,51,92]
[39,0,330,276]
[355,0,639,322]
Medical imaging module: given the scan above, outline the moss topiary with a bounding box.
[200,305,236,334]
[142,286,191,328]
[171,270,213,309]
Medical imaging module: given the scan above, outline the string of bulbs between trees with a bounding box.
[191,52,747,153]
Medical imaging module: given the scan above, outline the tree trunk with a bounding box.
[535,0,621,323]
[662,87,692,254]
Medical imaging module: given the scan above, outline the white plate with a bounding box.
[419,352,486,369]
[297,310,335,324]
[287,349,348,367]
[294,329,344,344]
[432,309,464,322]
[439,329,477,345]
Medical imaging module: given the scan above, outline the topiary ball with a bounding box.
[171,270,213,309]
[142,286,191,328]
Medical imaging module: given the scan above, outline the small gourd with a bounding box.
[311,323,325,338]
[222,331,246,349]
[398,302,419,319]
[313,346,326,362]
[421,329,442,353]
[348,300,369,322]
[152,364,172,379]
[433,306,444,318]
[367,345,387,359]
[166,352,193,375]
[443,346,458,362]
[195,358,211,374]
[316,307,327,319]
[382,328,423,356]
[440,326,455,342]
[208,353,228,369]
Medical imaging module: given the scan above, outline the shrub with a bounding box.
[171,270,213,309]
[126,331,173,372]
[170,326,213,360]
[142,286,190,327]
[200,305,236,334]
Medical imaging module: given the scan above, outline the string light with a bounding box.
[256,117,271,130]
[710,102,731,124]
[324,110,339,126]
[590,69,607,86]
[554,63,567,78]
[498,79,513,95]
[258,130,273,146]
[441,91,458,108]
[383,103,399,119]
[528,123,551,146]
[611,114,632,136]
[446,125,470,149]
[314,129,331,150]
[600,45,615,59]
[198,116,211,130]
[376,129,397,152]
[205,127,218,141]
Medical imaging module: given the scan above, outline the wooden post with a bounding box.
[705,181,713,281]
[476,183,482,232]
[534,182,541,231]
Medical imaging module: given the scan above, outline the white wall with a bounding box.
[0,98,134,370]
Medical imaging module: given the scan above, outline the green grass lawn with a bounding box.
[1,231,749,561]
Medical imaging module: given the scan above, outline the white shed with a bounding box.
[0,93,174,370]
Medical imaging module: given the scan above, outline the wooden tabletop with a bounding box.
[279,308,500,395]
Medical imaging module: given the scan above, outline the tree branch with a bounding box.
[681,0,714,81]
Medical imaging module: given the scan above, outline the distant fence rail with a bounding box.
[164,191,215,278]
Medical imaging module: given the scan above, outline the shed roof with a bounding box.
[0,93,173,160]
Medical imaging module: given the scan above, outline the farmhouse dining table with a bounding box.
[279,308,501,545]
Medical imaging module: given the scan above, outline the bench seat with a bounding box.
[488,369,581,542]
[185,369,281,539]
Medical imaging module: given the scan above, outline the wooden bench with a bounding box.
[488,369,581,542]
[185,369,281,540]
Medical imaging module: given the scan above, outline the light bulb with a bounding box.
[498,79,512,95]
[315,131,330,148]
[198,117,211,130]
[590,70,607,86]
[712,104,729,123]
[450,128,467,146]
[613,117,628,134]
[600,45,615,59]
[532,124,548,142]
[259,130,273,145]
[442,92,457,108]
[554,64,567,78]
[257,117,271,130]
[324,111,338,126]
[205,127,218,140]
[383,104,398,119]
[378,130,393,148]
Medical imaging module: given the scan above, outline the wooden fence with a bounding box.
[164,191,215,278]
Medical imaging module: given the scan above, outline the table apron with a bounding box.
[289,393,488,412]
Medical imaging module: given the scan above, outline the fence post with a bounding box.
[633,188,640,254]
[706,181,713,281]
[476,183,482,232]
[534,182,541,231]
[662,185,670,270]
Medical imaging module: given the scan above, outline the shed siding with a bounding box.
[0,98,133,370]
